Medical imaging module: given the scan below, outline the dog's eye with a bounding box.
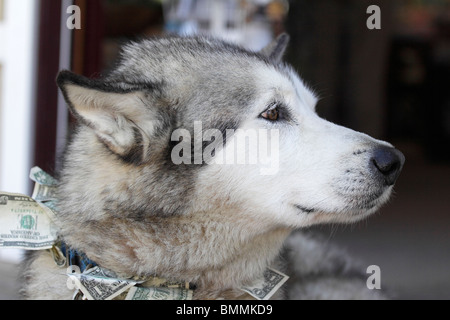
[261,107,279,121]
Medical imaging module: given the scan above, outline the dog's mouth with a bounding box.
[293,205,316,214]
[293,186,392,222]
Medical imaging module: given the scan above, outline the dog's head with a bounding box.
[57,35,404,228]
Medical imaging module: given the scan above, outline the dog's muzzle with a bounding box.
[370,146,405,186]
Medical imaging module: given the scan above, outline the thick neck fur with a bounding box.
[56,129,292,299]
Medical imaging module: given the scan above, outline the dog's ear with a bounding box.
[260,33,290,64]
[57,70,160,164]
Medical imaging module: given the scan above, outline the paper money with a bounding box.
[139,276,191,290]
[29,167,58,220]
[68,266,137,300]
[50,245,67,267]
[0,192,57,249]
[29,167,57,186]
[32,183,57,202]
[30,167,58,204]
[241,268,289,300]
[38,200,58,221]
[125,286,193,300]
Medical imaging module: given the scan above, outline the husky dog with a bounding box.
[21,34,404,300]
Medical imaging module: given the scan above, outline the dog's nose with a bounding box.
[371,146,405,186]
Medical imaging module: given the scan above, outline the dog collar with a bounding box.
[31,167,288,300]
[50,242,288,300]
[35,164,288,300]
[50,241,196,300]
[58,241,97,273]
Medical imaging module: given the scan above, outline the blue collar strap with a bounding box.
[58,241,98,273]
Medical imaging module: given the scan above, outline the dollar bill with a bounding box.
[29,167,59,220]
[50,245,67,267]
[30,167,58,205]
[139,276,191,290]
[38,200,58,221]
[68,266,138,300]
[32,183,57,202]
[241,268,289,300]
[125,286,193,300]
[29,167,57,186]
[0,192,57,250]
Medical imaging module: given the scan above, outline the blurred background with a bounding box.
[0,0,449,299]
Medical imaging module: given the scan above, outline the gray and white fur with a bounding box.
[21,34,404,300]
